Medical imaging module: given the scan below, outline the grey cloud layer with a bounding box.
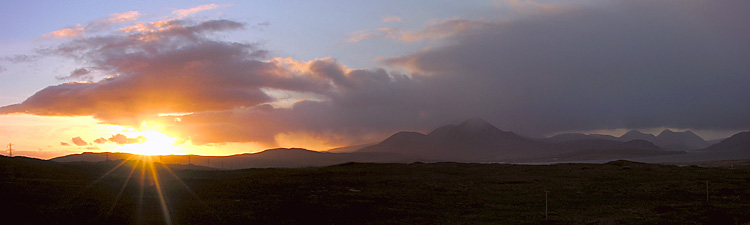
[2,0,749,147]
[387,0,750,135]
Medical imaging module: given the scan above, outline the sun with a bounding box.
[127,130,179,155]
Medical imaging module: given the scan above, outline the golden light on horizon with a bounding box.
[123,130,179,155]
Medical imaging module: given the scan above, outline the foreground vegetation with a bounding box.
[1,156,749,224]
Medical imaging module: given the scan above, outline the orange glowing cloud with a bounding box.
[42,11,140,39]
[43,27,85,38]
[172,4,221,18]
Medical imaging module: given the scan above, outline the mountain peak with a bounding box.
[618,130,656,142]
[624,130,649,135]
[659,129,675,135]
[457,118,501,133]
[652,129,707,150]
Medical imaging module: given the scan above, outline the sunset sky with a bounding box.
[1,0,749,159]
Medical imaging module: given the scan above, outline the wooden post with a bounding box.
[706,181,709,203]
[545,191,549,220]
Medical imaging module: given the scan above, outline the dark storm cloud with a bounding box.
[386,0,750,135]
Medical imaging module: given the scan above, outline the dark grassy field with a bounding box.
[1,156,749,224]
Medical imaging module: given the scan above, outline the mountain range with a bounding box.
[547,129,715,151]
[50,119,749,168]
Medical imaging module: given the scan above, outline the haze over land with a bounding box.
[1,0,749,159]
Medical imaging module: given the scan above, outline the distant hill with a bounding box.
[546,133,617,143]
[50,148,417,169]
[653,129,709,151]
[53,152,136,163]
[702,131,750,152]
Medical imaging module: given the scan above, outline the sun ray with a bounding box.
[137,156,146,224]
[84,154,139,188]
[146,156,173,225]
[106,158,140,219]
[156,159,225,222]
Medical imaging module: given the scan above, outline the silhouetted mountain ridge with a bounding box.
[549,129,710,151]
[702,132,750,152]
[51,148,419,169]
[360,119,674,162]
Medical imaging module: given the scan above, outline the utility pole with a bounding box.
[545,191,549,220]
[7,143,13,157]
[188,155,191,165]
[105,152,109,162]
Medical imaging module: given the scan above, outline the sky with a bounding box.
[1,0,749,159]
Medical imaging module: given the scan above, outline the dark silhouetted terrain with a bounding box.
[2,156,750,224]
[52,149,418,169]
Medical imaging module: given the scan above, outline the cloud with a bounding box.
[385,0,750,135]
[347,18,490,43]
[252,22,270,30]
[43,11,140,38]
[0,65,5,73]
[400,18,491,42]
[93,137,107,144]
[4,0,750,149]
[57,68,92,81]
[173,4,220,18]
[60,142,70,146]
[1,19,330,129]
[43,27,85,39]
[492,0,560,13]
[108,134,146,145]
[71,137,88,146]
[2,54,38,63]
[383,16,402,23]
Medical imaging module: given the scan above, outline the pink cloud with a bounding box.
[173,4,221,18]
[42,11,140,39]
[43,27,85,39]
[383,16,402,23]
